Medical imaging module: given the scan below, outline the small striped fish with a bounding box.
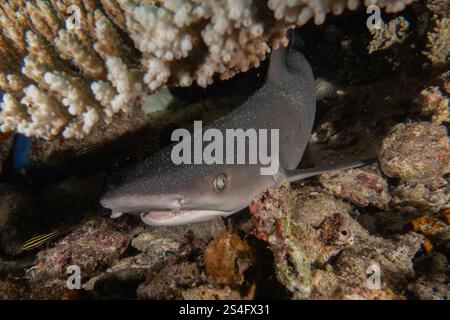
[20,230,60,251]
[74,144,98,157]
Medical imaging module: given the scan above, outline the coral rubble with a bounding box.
[414,72,449,125]
[379,122,450,183]
[250,184,425,299]
[319,164,391,209]
[424,0,449,66]
[203,232,253,285]
[368,16,410,54]
[25,218,130,299]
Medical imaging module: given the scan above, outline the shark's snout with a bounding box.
[100,187,184,213]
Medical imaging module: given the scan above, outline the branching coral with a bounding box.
[424,0,449,66]
[0,0,417,139]
[415,85,449,125]
[368,16,410,53]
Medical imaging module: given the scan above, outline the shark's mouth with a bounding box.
[140,210,235,226]
[141,211,178,221]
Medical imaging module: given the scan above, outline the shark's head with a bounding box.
[100,152,274,226]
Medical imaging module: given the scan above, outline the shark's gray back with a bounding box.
[210,45,316,170]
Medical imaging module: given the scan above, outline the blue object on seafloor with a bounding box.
[11,134,31,173]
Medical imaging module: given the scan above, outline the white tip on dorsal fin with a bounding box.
[286,159,375,183]
[110,211,123,219]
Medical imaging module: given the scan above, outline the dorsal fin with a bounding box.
[267,45,287,83]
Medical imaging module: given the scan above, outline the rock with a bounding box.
[406,215,450,256]
[25,217,132,299]
[85,267,147,299]
[391,180,449,212]
[137,261,202,300]
[131,221,214,254]
[30,218,130,281]
[414,85,449,125]
[379,122,450,183]
[203,233,253,286]
[28,279,82,300]
[250,184,425,299]
[250,185,356,299]
[0,280,24,300]
[131,232,179,254]
[0,257,35,278]
[414,252,447,275]
[84,223,213,299]
[408,252,448,300]
[82,254,160,294]
[319,165,390,209]
[182,284,255,300]
[440,208,450,224]
[134,226,215,300]
[357,210,415,237]
[408,275,449,300]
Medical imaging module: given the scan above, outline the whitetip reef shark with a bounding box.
[100,30,366,226]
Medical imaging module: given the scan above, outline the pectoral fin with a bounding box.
[110,211,123,219]
[285,159,375,183]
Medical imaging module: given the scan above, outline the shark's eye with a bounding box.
[214,174,227,191]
